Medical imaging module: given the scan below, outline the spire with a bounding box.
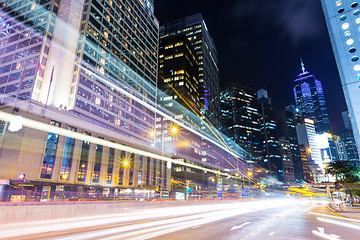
[300,57,308,75]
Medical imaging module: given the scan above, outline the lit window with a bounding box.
[340,15,347,21]
[353,64,360,71]
[345,31,351,36]
[342,22,350,29]
[179,81,184,86]
[357,18,360,24]
[352,56,359,62]
[346,39,354,45]
[336,1,342,6]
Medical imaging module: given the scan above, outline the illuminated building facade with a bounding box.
[218,85,261,162]
[0,0,159,142]
[158,34,200,112]
[278,138,296,184]
[275,106,305,183]
[296,119,325,183]
[257,89,282,180]
[0,1,249,201]
[321,0,360,153]
[160,13,220,126]
[293,60,330,133]
[0,0,164,198]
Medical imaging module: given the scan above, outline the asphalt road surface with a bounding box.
[0,198,359,240]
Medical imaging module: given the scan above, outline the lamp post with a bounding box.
[149,125,178,202]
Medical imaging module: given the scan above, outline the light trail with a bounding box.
[317,217,360,230]
[0,199,306,239]
[0,110,235,178]
[309,212,360,223]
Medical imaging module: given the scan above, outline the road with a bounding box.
[0,198,359,240]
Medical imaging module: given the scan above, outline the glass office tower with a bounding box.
[321,0,360,152]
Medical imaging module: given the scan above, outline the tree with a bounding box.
[327,160,360,202]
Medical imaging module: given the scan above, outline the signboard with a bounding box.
[175,192,185,201]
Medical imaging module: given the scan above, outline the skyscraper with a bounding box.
[293,60,330,133]
[219,85,261,161]
[160,13,220,126]
[158,34,200,112]
[257,89,282,180]
[321,0,360,152]
[296,119,325,183]
[275,106,305,183]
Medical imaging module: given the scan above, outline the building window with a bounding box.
[342,22,350,30]
[349,47,357,53]
[351,2,359,8]
[77,136,90,182]
[346,39,355,45]
[92,142,103,183]
[153,159,157,185]
[354,64,360,71]
[345,31,351,37]
[118,150,126,185]
[40,121,61,179]
[138,155,143,186]
[352,56,359,62]
[338,8,345,13]
[128,153,135,186]
[336,1,342,6]
[107,148,115,184]
[60,126,77,180]
[146,157,151,185]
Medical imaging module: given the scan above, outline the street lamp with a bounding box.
[149,124,180,201]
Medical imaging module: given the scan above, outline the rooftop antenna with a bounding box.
[300,57,307,75]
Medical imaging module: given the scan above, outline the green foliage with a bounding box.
[326,160,360,184]
[354,188,360,197]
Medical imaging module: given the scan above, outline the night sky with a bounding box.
[154,0,347,130]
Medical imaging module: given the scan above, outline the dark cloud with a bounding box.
[231,0,323,46]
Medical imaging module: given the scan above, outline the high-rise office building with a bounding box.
[219,85,261,161]
[257,89,282,180]
[321,0,360,152]
[0,0,159,142]
[278,137,296,184]
[160,13,220,125]
[275,106,305,183]
[296,119,325,183]
[158,34,200,112]
[293,60,330,133]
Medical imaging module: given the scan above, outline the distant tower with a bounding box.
[293,59,331,133]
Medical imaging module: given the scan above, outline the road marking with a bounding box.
[312,227,341,240]
[269,232,274,236]
[230,222,252,231]
[309,212,360,223]
[192,225,201,229]
[317,217,360,230]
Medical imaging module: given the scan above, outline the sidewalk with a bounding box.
[328,204,360,220]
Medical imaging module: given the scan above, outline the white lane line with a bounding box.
[230,222,251,231]
[309,212,360,223]
[269,232,274,236]
[317,217,360,231]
